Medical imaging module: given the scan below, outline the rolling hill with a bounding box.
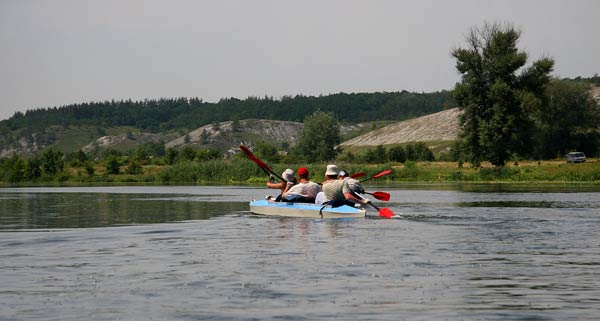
[339,108,461,148]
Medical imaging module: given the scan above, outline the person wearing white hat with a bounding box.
[321,164,370,207]
[266,168,296,202]
[338,169,365,195]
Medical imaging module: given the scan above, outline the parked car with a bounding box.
[566,152,586,163]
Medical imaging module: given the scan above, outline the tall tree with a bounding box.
[452,22,554,166]
[40,148,64,176]
[292,110,340,162]
[533,79,600,158]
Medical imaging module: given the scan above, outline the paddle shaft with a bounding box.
[239,145,285,182]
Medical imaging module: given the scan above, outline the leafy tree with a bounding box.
[451,141,465,167]
[337,150,356,163]
[40,148,64,176]
[24,157,42,180]
[196,149,222,161]
[75,150,88,164]
[452,22,554,166]
[292,110,340,162]
[84,162,95,176]
[532,79,600,158]
[126,160,143,175]
[254,141,279,163]
[165,148,179,165]
[7,155,25,182]
[134,142,165,159]
[413,142,434,161]
[133,146,149,164]
[364,149,376,163]
[375,145,388,163]
[388,145,406,163]
[404,144,416,161]
[105,155,120,175]
[179,146,196,162]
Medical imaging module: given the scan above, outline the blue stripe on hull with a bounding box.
[249,199,366,218]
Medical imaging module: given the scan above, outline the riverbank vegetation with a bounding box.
[1,149,599,185]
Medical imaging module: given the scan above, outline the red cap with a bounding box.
[297,167,308,177]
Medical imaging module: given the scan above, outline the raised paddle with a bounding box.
[239,145,285,182]
[360,169,392,183]
[350,172,365,179]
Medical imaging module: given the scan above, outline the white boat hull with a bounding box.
[249,199,366,219]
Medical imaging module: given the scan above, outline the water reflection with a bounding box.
[0,193,247,230]
[1,186,599,320]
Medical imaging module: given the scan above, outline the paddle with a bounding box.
[350,172,365,179]
[355,193,394,219]
[365,191,390,202]
[360,169,392,183]
[369,202,394,219]
[239,145,285,182]
[354,170,392,201]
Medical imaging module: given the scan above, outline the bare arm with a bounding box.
[344,191,368,205]
[267,181,285,189]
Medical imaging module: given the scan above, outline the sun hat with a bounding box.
[282,168,294,182]
[297,167,309,177]
[338,170,348,177]
[325,164,340,176]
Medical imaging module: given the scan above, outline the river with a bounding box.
[1,185,599,320]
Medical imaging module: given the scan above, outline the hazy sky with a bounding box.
[1,0,599,121]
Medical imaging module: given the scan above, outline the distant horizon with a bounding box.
[3,86,460,119]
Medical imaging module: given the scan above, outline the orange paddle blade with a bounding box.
[378,207,394,219]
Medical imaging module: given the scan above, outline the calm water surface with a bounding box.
[1,185,599,320]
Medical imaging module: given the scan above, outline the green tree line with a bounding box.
[1,91,455,134]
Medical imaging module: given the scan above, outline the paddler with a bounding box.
[282,167,321,203]
[321,164,371,207]
[266,168,296,202]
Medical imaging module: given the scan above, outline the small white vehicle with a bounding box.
[566,152,586,163]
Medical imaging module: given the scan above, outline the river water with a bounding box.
[1,185,599,320]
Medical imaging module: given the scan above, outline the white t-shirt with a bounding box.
[314,192,327,205]
[283,181,321,199]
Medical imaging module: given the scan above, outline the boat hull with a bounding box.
[249,199,366,219]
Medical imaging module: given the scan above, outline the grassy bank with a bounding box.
[2,158,600,185]
[393,160,600,183]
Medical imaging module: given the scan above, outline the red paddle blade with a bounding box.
[371,192,391,202]
[253,156,272,172]
[350,172,365,179]
[378,207,394,219]
[239,145,254,158]
[240,145,272,172]
[373,169,392,179]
